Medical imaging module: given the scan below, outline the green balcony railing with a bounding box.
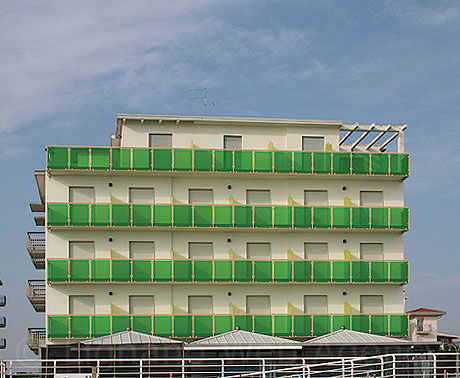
[47,259,409,284]
[47,203,409,231]
[47,146,410,177]
[47,313,409,339]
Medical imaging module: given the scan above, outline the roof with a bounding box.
[437,332,460,340]
[303,329,410,346]
[407,308,447,317]
[81,330,183,345]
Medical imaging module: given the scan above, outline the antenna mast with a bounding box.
[189,88,208,116]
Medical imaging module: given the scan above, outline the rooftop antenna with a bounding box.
[189,88,217,116]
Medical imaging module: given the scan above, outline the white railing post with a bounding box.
[433,353,437,378]
[392,355,396,378]
[262,358,266,378]
[221,358,225,377]
[342,358,345,378]
[351,360,354,378]
[140,359,143,378]
[182,358,185,378]
[380,356,384,378]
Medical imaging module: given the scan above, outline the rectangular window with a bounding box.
[129,242,155,259]
[149,134,172,148]
[224,135,242,149]
[246,295,271,314]
[304,243,328,260]
[189,189,213,204]
[302,136,324,151]
[360,191,383,207]
[69,187,95,203]
[69,241,95,259]
[304,190,328,206]
[360,295,383,313]
[69,295,94,314]
[246,190,271,205]
[129,188,155,204]
[360,243,383,260]
[246,243,271,260]
[188,296,213,314]
[304,295,328,314]
[129,295,155,314]
[188,242,213,259]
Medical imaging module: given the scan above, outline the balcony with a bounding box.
[47,313,409,339]
[26,280,45,312]
[27,328,46,354]
[26,232,45,269]
[47,203,409,231]
[47,146,409,178]
[47,259,409,284]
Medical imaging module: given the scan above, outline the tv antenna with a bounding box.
[189,88,217,116]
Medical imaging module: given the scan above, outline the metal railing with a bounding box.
[26,280,45,312]
[26,232,45,269]
[26,328,46,355]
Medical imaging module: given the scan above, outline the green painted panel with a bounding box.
[48,147,68,169]
[234,150,253,172]
[214,206,232,227]
[294,207,312,228]
[254,261,272,282]
[274,315,292,337]
[274,207,292,228]
[112,260,131,282]
[293,152,312,173]
[352,207,370,229]
[390,208,409,229]
[194,315,213,337]
[371,208,389,229]
[154,316,173,337]
[48,316,69,338]
[132,205,152,227]
[332,207,351,229]
[313,261,331,283]
[154,261,172,282]
[371,315,388,336]
[235,315,252,332]
[132,260,152,282]
[133,316,152,334]
[351,315,370,333]
[70,260,90,282]
[293,315,312,337]
[352,261,370,283]
[154,205,172,227]
[112,204,130,227]
[332,261,350,283]
[293,261,312,282]
[48,260,68,282]
[173,205,192,227]
[254,151,272,172]
[313,315,331,336]
[69,204,89,226]
[112,148,131,170]
[70,148,90,169]
[153,149,172,171]
[194,260,212,282]
[352,153,370,175]
[214,315,233,335]
[274,151,292,173]
[371,261,388,283]
[174,316,192,337]
[333,315,351,331]
[274,261,292,282]
[92,316,111,337]
[254,315,272,335]
[194,206,212,227]
[194,150,213,172]
[313,207,331,228]
[254,206,272,228]
[132,148,151,170]
[234,261,252,282]
[214,261,232,282]
[174,260,192,282]
[313,152,332,174]
[333,153,351,174]
[113,316,131,334]
[91,148,111,170]
[214,150,233,172]
[91,204,110,226]
[371,154,389,175]
[71,316,90,338]
[390,154,409,176]
[91,260,110,282]
[390,315,408,337]
[174,150,192,171]
[234,206,252,228]
[48,204,68,226]
[389,261,409,283]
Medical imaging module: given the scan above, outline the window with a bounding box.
[304,295,328,313]
[360,295,383,313]
[246,190,271,205]
[188,242,213,259]
[246,295,270,314]
[69,241,95,258]
[149,134,172,148]
[360,191,383,207]
[304,190,328,206]
[247,243,271,260]
[304,243,328,260]
[224,135,242,149]
[416,318,424,332]
[129,242,155,259]
[360,243,383,260]
[69,187,94,202]
[129,296,155,314]
[302,136,324,151]
[188,296,213,314]
[129,188,155,204]
[189,189,213,204]
[69,296,94,314]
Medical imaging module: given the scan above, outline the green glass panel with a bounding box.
[214,206,232,227]
[132,148,151,170]
[333,153,351,174]
[132,260,152,282]
[254,151,272,172]
[234,150,253,172]
[48,204,69,226]
[293,152,312,173]
[91,148,111,170]
[389,261,409,283]
[194,315,213,337]
[313,261,331,283]
[133,316,152,334]
[112,204,130,227]
[390,315,409,337]
[371,261,388,283]
[352,261,370,283]
[371,315,388,336]
[69,204,89,226]
[351,315,370,333]
[153,149,172,171]
[352,153,370,175]
[294,207,312,228]
[293,261,312,282]
[274,207,292,228]
[48,147,68,169]
[48,260,68,282]
[154,261,172,282]
[91,260,110,282]
[274,151,292,173]
[390,154,409,176]
[371,208,389,229]
[214,150,233,172]
[234,261,252,282]
[332,207,351,229]
[332,261,350,283]
[70,260,90,282]
[235,315,252,332]
[70,316,90,338]
[194,150,213,172]
[174,150,192,171]
[274,261,292,282]
[154,316,172,337]
[113,316,131,334]
[48,316,69,338]
[194,260,212,282]
[194,206,212,227]
[215,315,233,335]
[254,206,272,228]
[313,152,332,174]
[91,204,110,227]
[333,315,351,331]
[352,207,370,229]
[132,205,152,227]
[112,149,131,170]
[174,260,192,282]
[274,315,292,337]
[390,208,409,230]
[313,207,331,228]
[254,315,272,335]
[92,316,111,337]
[154,205,172,227]
[313,315,331,336]
[293,315,312,337]
[234,206,252,228]
[371,154,389,175]
[214,261,232,282]
[173,205,192,227]
[70,148,90,169]
[174,316,192,338]
[112,260,131,282]
[254,261,272,282]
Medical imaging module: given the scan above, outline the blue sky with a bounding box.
[0,0,459,358]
